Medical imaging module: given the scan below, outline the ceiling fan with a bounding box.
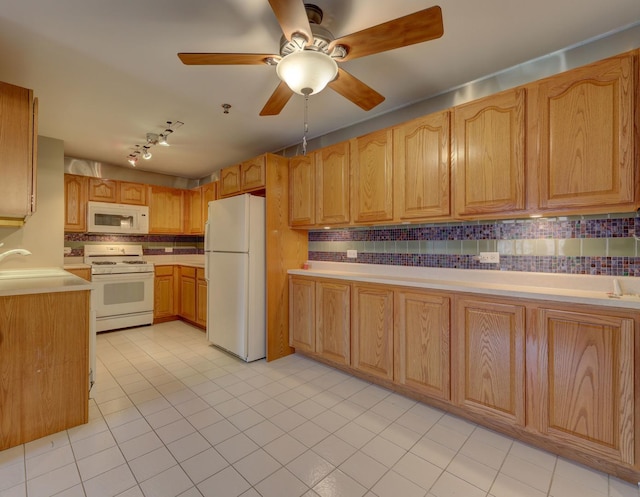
[178,0,444,116]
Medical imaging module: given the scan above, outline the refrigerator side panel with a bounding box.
[246,195,266,362]
[207,252,249,360]
[207,194,250,253]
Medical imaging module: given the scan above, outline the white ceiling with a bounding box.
[0,0,639,180]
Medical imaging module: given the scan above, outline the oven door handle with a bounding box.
[92,272,155,282]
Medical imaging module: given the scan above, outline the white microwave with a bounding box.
[87,201,149,234]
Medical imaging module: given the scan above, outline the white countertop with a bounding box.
[0,268,93,297]
[289,261,640,310]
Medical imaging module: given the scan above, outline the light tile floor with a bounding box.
[1,321,639,497]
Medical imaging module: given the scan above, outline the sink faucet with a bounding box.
[0,243,32,263]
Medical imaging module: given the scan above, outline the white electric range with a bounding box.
[84,244,155,332]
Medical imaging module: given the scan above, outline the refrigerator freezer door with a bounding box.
[207,251,249,359]
[206,194,250,253]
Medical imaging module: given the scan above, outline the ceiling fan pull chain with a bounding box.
[302,90,310,155]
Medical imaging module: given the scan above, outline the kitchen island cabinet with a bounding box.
[0,288,89,450]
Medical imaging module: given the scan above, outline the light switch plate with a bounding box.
[347,249,358,259]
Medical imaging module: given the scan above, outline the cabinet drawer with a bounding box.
[155,265,175,277]
[180,266,196,278]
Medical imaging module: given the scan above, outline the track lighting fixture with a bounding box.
[126,120,183,166]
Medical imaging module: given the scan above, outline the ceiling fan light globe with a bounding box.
[276,50,338,96]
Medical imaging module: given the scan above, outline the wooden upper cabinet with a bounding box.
[219,156,266,198]
[530,306,635,465]
[452,296,526,427]
[289,154,315,227]
[351,129,393,223]
[64,174,88,232]
[201,181,217,227]
[119,181,147,206]
[241,155,266,192]
[148,186,184,234]
[394,289,450,400]
[351,283,394,381]
[0,82,37,223]
[394,111,451,221]
[530,51,636,214]
[219,164,241,197]
[184,188,203,235]
[316,141,350,226]
[454,88,527,218]
[88,178,118,202]
[89,178,147,205]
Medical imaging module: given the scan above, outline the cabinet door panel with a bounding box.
[352,284,394,380]
[64,174,88,232]
[454,88,526,217]
[532,308,634,464]
[88,179,117,202]
[533,52,635,211]
[220,165,241,197]
[394,290,450,400]
[316,142,350,225]
[148,186,184,234]
[394,112,451,220]
[351,129,393,223]
[453,297,525,426]
[289,276,315,353]
[289,154,315,227]
[316,280,350,365]
[241,156,266,191]
[119,182,147,206]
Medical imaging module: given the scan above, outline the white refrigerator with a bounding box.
[205,194,266,362]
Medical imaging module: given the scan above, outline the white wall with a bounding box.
[0,135,64,269]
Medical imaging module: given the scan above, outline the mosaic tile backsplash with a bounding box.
[308,213,640,277]
[64,233,203,257]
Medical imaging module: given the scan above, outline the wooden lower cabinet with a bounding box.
[452,295,526,426]
[154,265,177,321]
[179,266,197,323]
[394,289,450,400]
[289,276,316,353]
[351,283,394,380]
[196,269,207,328]
[289,275,640,481]
[316,279,351,365]
[529,306,635,465]
[0,291,89,450]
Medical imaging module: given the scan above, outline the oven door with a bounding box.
[92,271,154,319]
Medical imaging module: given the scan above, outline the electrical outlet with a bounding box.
[479,252,500,264]
[346,249,358,259]
[164,247,173,253]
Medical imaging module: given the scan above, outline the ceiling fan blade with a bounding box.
[268,0,313,44]
[328,68,385,111]
[329,5,444,62]
[260,81,294,116]
[178,53,278,65]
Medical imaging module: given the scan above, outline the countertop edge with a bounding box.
[288,267,640,310]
